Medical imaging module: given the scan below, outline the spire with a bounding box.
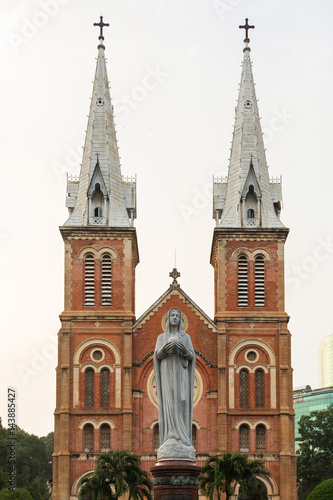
[64,18,135,227]
[213,20,284,228]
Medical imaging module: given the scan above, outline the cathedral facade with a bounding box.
[52,23,296,500]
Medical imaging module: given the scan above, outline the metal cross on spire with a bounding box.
[239,18,255,42]
[93,16,109,40]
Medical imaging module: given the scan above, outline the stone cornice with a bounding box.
[59,310,136,321]
[214,311,290,322]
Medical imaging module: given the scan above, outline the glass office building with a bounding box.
[293,386,333,449]
[319,334,333,388]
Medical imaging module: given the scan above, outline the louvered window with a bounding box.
[240,369,249,408]
[153,424,160,452]
[85,368,94,407]
[84,254,95,306]
[239,425,249,452]
[256,425,266,452]
[238,255,248,307]
[101,368,110,407]
[101,254,112,305]
[84,424,94,452]
[255,255,265,307]
[100,424,110,452]
[255,369,264,407]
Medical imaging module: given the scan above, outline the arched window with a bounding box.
[192,425,197,449]
[85,368,94,407]
[255,369,264,407]
[84,254,95,306]
[239,425,249,452]
[101,368,110,407]
[240,369,249,407]
[255,255,265,307]
[153,424,160,452]
[238,255,248,307]
[84,424,94,452]
[101,254,112,306]
[247,208,255,218]
[256,425,266,452]
[94,207,102,217]
[100,424,110,452]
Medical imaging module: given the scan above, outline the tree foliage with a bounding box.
[0,470,8,491]
[78,450,153,500]
[0,422,53,499]
[306,478,333,500]
[199,453,270,500]
[0,488,33,499]
[297,403,333,499]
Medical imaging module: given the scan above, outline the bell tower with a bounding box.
[211,20,297,499]
[52,19,138,499]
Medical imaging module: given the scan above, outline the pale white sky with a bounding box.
[1,0,333,437]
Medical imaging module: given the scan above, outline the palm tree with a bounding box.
[78,474,112,500]
[199,453,271,500]
[238,457,270,498]
[78,450,153,500]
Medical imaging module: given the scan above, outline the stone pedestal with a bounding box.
[151,460,201,500]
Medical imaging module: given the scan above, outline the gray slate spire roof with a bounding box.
[64,39,133,227]
[213,40,284,229]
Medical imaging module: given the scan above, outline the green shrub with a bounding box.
[306,478,333,500]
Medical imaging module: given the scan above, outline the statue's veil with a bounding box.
[164,307,185,335]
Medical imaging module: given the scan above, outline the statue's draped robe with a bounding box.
[154,331,195,447]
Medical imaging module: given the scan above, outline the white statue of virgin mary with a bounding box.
[153,308,196,461]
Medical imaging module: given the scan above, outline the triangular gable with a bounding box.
[134,286,216,332]
[241,162,262,199]
[87,160,108,197]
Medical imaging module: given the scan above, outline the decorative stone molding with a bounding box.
[234,419,271,430]
[74,338,121,365]
[229,338,276,409]
[78,419,98,429]
[81,363,98,373]
[235,363,268,374]
[73,338,121,408]
[71,468,95,496]
[91,348,105,362]
[77,418,116,430]
[229,339,276,365]
[154,476,199,487]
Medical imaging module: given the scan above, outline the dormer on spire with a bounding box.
[87,156,109,225]
[240,159,262,227]
[64,18,136,228]
[213,20,284,229]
